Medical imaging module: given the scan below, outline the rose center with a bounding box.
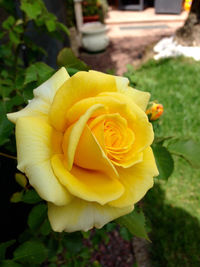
[103,119,135,161]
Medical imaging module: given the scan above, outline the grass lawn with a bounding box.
[128,57,200,266]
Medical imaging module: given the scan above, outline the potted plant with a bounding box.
[82,0,103,22]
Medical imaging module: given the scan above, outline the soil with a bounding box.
[80,34,173,75]
[175,11,200,46]
[91,230,136,267]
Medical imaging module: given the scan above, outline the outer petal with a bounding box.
[15,116,71,206]
[120,87,150,111]
[48,198,134,232]
[114,76,150,111]
[25,161,72,206]
[49,70,118,131]
[7,67,69,123]
[109,147,159,208]
[51,154,124,205]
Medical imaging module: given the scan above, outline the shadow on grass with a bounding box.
[143,183,200,267]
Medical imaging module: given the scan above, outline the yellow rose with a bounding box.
[7,68,158,232]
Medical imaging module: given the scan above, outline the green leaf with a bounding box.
[6,95,25,111]
[24,65,38,84]
[57,48,89,71]
[119,227,132,241]
[56,22,70,35]
[167,138,200,168]
[65,67,80,76]
[15,173,27,188]
[62,233,84,254]
[0,102,14,146]
[40,219,51,236]
[116,209,150,241]
[10,192,23,203]
[34,62,54,83]
[152,144,174,180]
[14,25,24,34]
[22,189,42,204]
[0,260,22,267]
[0,31,5,39]
[2,16,15,30]
[24,63,54,85]
[45,20,56,32]
[23,83,35,102]
[20,1,42,20]
[9,31,20,45]
[0,240,15,260]
[154,136,174,145]
[28,203,47,231]
[13,241,47,264]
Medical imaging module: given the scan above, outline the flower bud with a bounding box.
[146,102,164,121]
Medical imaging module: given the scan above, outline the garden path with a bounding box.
[80,7,187,74]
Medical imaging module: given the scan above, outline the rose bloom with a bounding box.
[8,68,158,232]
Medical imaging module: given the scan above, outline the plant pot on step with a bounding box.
[83,15,100,23]
[81,22,109,52]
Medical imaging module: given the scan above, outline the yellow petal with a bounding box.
[65,95,126,127]
[126,87,150,111]
[15,116,71,205]
[25,160,72,206]
[114,75,150,111]
[88,113,142,168]
[34,67,70,103]
[62,104,105,170]
[109,147,159,208]
[7,67,69,123]
[88,112,128,150]
[74,124,118,178]
[110,152,143,168]
[49,70,117,131]
[48,198,134,232]
[16,116,53,171]
[98,92,154,154]
[115,76,130,90]
[51,154,124,205]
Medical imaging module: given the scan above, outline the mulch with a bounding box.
[80,34,173,75]
[91,230,136,267]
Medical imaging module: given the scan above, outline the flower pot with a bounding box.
[83,15,100,23]
[81,22,109,52]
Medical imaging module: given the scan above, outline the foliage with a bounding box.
[82,0,105,22]
[0,0,69,149]
[57,47,90,75]
[82,0,100,16]
[1,185,136,266]
[127,57,200,266]
[66,0,76,28]
[124,58,200,181]
[116,208,150,241]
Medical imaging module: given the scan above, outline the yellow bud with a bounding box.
[146,102,164,121]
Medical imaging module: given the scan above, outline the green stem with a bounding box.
[0,152,17,160]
